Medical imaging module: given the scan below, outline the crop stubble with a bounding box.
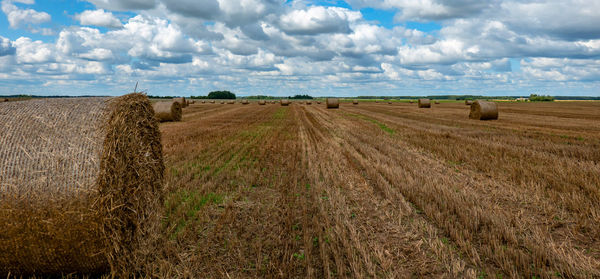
[148,101,599,278]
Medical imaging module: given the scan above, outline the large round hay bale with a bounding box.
[0,93,164,276]
[418,99,431,108]
[434,100,440,104]
[316,101,321,104]
[210,100,215,104]
[153,101,182,122]
[220,101,225,104]
[409,100,414,104]
[201,100,206,103]
[2,98,8,102]
[465,100,473,105]
[326,98,339,109]
[258,100,266,105]
[173,97,187,108]
[241,100,249,105]
[469,100,498,120]
[228,100,235,104]
[352,100,358,105]
[306,101,312,105]
[388,101,392,104]
[280,99,290,106]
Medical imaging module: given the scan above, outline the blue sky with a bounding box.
[0,0,599,97]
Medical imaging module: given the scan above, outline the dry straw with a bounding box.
[326,98,339,109]
[241,100,249,105]
[469,100,498,120]
[353,100,358,105]
[306,101,312,105]
[210,100,215,104]
[258,100,266,105]
[434,100,440,104]
[2,98,7,102]
[228,100,235,104]
[409,100,414,104]
[465,100,474,105]
[418,99,431,108]
[153,101,182,122]
[316,101,321,104]
[280,99,290,106]
[173,97,187,108]
[0,93,164,276]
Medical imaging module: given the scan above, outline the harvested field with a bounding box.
[7,100,600,278]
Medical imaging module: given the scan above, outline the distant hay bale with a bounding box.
[228,100,235,104]
[418,99,431,108]
[280,99,290,106]
[173,97,187,108]
[409,100,414,104]
[220,101,225,104]
[353,100,358,105]
[306,101,312,105]
[241,100,249,105]
[326,98,339,109]
[465,100,474,105]
[153,101,182,122]
[210,100,215,103]
[434,100,440,104]
[258,100,266,105]
[388,101,392,104]
[316,101,321,104]
[469,100,498,120]
[2,98,7,102]
[375,100,379,103]
[0,93,164,276]
[201,100,206,103]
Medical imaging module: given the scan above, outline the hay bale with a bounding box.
[388,101,392,104]
[465,100,473,105]
[352,100,358,105]
[241,100,249,105]
[228,100,235,104]
[173,97,187,108]
[418,99,431,108]
[409,100,414,104]
[375,100,379,103]
[220,101,225,104]
[326,98,339,109]
[210,100,215,104]
[0,93,164,276]
[469,100,498,120]
[434,100,440,104]
[2,98,8,102]
[306,101,312,105]
[201,100,205,104]
[153,101,182,122]
[258,100,266,105]
[316,101,321,104]
[280,99,290,106]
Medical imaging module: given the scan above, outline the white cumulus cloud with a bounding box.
[76,9,123,28]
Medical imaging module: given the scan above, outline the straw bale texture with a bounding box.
[228,100,235,104]
[353,100,358,105]
[418,99,431,108]
[210,100,215,104]
[0,93,164,276]
[173,97,187,108]
[258,100,266,105]
[241,100,249,105]
[280,99,290,106]
[465,100,474,105]
[306,101,312,105]
[153,101,182,122]
[326,98,339,109]
[469,100,498,120]
[201,100,205,103]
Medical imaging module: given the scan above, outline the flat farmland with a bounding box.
[157,101,600,278]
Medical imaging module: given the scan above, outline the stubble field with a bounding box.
[154,101,600,278]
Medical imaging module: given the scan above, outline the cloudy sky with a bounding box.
[0,0,599,97]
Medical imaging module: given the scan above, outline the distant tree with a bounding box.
[207,91,236,99]
[290,94,313,99]
[529,94,554,102]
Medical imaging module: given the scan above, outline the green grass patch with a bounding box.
[343,112,395,134]
[165,190,225,239]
